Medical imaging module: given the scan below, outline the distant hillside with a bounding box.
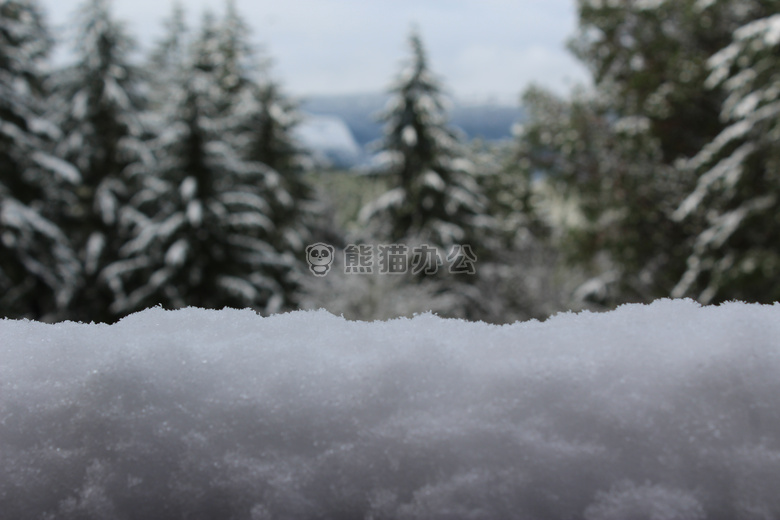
[293,114,364,169]
[300,93,524,148]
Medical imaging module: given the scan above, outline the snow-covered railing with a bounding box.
[1,299,779,518]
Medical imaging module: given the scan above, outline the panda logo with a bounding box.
[306,243,335,277]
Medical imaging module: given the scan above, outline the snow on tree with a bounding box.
[569,0,758,162]
[0,0,80,319]
[360,30,490,251]
[232,80,319,255]
[217,1,321,306]
[49,0,151,322]
[673,12,780,303]
[106,11,302,315]
[513,86,694,306]
[220,0,319,258]
[535,0,770,307]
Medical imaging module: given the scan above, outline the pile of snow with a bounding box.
[2,299,780,519]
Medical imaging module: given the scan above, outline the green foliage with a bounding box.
[672,12,780,303]
[307,169,390,233]
[519,0,780,307]
[569,0,754,161]
[513,85,693,305]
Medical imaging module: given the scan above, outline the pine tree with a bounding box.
[215,0,255,101]
[50,0,151,322]
[218,0,317,255]
[527,0,766,306]
[569,0,756,163]
[0,0,80,319]
[108,12,302,315]
[566,0,777,305]
[234,80,318,254]
[219,2,319,304]
[672,10,780,303]
[147,1,187,104]
[360,30,489,251]
[513,86,694,305]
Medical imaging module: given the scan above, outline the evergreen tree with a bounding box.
[219,0,318,255]
[514,86,691,305]
[215,0,255,102]
[562,0,776,305]
[147,1,187,104]
[219,1,320,302]
[673,11,780,303]
[50,0,151,322]
[0,0,79,319]
[360,30,489,251]
[524,0,766,306]
[569,0,760,162]
[108,12,302,315]
[233,80,317,254]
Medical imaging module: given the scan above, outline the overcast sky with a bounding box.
[40,0,590,103]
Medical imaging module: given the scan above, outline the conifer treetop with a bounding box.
[362,29,488,248]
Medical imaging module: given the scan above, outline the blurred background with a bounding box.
[1,0,777,323]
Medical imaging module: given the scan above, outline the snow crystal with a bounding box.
[584,481,705,520]
[1,301,779,518]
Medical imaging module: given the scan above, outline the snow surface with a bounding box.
[2,299,780,519]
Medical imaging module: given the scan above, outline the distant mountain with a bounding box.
[300,93,524,148]
[301,94,387,149]
[293,114,364,169]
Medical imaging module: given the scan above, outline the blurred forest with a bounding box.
[1,0,778,323]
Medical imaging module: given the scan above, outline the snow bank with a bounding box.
[2,299,779,519]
